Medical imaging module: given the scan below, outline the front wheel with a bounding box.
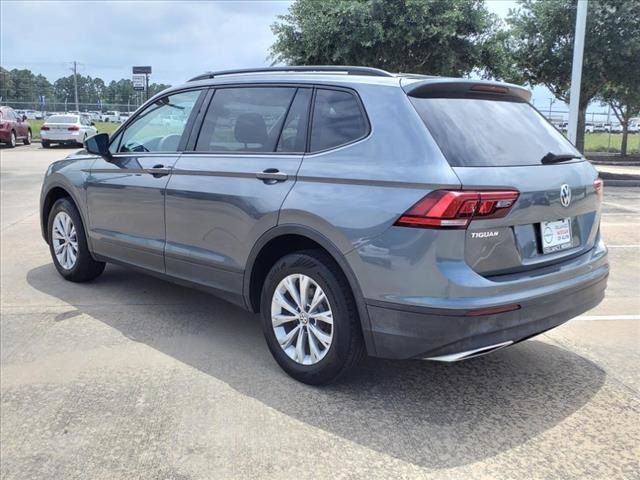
[260,250,364,385]
[47,198,106,282]
[8,131,16,148]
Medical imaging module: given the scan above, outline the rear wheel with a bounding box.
[260,250,364,385]
[42,141,50,148]
[23,129,32,145]
[8,131,16,148]
[47,198,105,282]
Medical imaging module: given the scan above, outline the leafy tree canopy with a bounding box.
[270,0,502,77]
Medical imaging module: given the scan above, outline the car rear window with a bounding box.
[409,97,580,167]
[47,115,78,124]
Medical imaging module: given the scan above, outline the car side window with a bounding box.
[195,87,297,153]
[276,88,312,153]
[116,90,201,153]
[309,89,368,152]
[6,109,16,121]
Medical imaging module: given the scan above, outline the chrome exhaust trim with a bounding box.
[424,341,514,362]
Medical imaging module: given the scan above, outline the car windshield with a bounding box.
[47,115,79,124]
[410,97,581,167]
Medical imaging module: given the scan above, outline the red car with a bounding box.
[0,106,32,148]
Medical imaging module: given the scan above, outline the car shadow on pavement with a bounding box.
[26,262,606,470]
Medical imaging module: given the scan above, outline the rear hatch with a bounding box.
[404,80,602,276]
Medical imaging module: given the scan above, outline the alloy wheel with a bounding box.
[52,211,78,270]
[271,274,334,365]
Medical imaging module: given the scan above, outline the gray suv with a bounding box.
[40,66,609,384]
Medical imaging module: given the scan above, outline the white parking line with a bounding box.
[603,201,640,213]
[607,245,640,248]
[575,315,640,321]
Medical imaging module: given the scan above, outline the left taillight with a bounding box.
[394,190,520,229]
[40,125,50,131]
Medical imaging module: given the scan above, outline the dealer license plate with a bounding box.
[541,219,573,254]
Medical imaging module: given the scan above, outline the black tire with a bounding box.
[23,129,32,145]
[47,198,106,282]
[42,141,50,148]
[260,250,364,385]
[8,131,16,148]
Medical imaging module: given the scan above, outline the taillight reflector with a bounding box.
[40,125,50,131]
[68,125,80,131]
[395,190,520,229]
[594,178,604,202]
[465,304,521,317]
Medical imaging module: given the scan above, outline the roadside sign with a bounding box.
[133,75,145,91]
[132,66,152,74]
[38,95,45,106]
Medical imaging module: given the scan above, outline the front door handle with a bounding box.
[147,164,172,178]
[256,168,288,184]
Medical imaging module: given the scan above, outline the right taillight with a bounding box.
[395,190,520,229]
[594,178,604,202]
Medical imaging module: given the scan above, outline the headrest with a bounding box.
[234,113,268,145]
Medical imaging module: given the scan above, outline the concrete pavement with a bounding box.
[1,144,639,479]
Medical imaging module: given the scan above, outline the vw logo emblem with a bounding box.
[560,184,571,208]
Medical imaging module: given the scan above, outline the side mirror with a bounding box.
[85,133,111,157]
[91,121,96,126]
[22,115,27,121]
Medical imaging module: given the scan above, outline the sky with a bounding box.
[0,0,605,116]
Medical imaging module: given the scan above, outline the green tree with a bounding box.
[499,0,640,153]
[270,0,502,77]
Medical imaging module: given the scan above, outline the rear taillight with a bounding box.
[594,178,604,202]
[68,125,80,131]
[395,190,520,229]
[40,125,50,131]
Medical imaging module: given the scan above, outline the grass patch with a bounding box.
[28,120,120,141]
[584,132,640,154]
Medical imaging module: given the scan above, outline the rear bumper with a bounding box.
[41,131,83,143]
[365,265,608,359]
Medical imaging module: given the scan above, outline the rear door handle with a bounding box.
[256,168,288,184]
[147,164,172,178]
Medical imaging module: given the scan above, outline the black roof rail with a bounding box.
[188,66,394,82]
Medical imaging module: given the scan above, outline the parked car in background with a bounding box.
[119,112,131,123]
[0,106,32,147]
[585,123,595,133]
[610,123,622,133]
[38,66,609,384]
[629,121,640,133]
[40,113,97,148]
[86,111,102,122]
[594,123,607,133]
[101,111,120,122]
[24,110,43,120]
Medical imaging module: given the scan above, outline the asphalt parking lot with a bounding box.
[1,144,639,480]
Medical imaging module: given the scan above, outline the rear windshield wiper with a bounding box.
[541,152,582,164]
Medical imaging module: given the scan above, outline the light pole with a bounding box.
[567,0,588,146]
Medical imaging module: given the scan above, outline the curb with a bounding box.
[603,179,640,188]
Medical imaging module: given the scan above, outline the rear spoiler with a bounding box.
[401,78,532,103]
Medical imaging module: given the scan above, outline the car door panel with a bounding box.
[85,89,204,273]
[163,86,310,301]
[164,154,302,298]
[87,154,178,272]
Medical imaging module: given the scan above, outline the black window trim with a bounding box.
[108,86,208,156]
[180,82,371,156]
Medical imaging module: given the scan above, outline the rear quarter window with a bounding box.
[309,89,368,152]
[410,97,580,167]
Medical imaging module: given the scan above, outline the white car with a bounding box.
[629,122,640,134]
[40,114,98,148]
[25,110,43,120]
[101,111,120,122]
